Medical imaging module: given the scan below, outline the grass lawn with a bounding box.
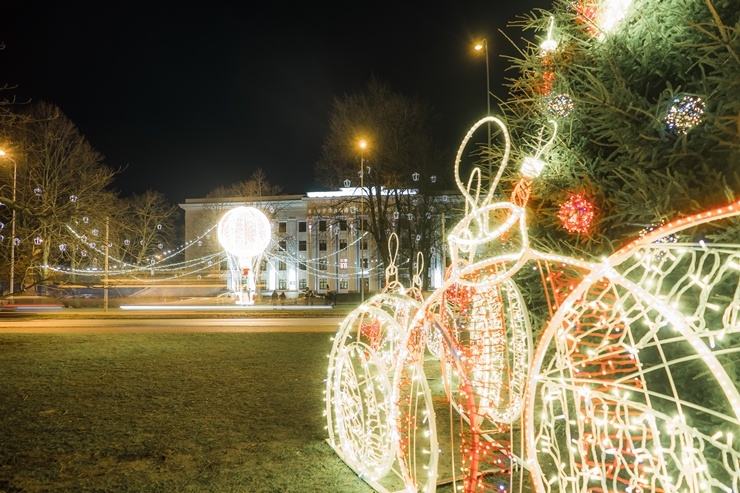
[0,332,375,492]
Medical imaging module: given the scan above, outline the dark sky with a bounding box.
[1,1,553,204]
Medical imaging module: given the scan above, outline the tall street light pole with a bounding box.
[0,150,16,295]
[474,39,493,181]
[358,139,367,303]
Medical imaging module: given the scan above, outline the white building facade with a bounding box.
[179,189,453,299]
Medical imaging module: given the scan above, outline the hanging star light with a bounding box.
[665,95,705,135]
[557,193,595,233]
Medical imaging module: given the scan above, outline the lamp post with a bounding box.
[474,39,493,180]
[0,150,16,295]
[358,139,367,303]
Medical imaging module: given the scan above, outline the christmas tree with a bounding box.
[500,0,739,258]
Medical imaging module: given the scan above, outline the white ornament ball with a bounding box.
[217,206,272,259]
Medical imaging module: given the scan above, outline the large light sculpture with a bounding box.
[327,114,740,493]
[217,206,271,305]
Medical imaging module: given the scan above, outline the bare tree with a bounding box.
[1,101,119,291]
[112,190,180,267]
[315,77,449,286]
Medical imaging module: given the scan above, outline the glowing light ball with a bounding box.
[546,93,574,118]
[557,193,595,233]
[665,95,705,135]
[217,206,271,259]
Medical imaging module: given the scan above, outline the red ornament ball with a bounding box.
[557,194,595,233]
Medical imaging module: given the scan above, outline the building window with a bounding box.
[278,222,287,233]
[339,279,348,290]
[299,262,306,271]
[319,259,327,271]
[278,279,287,290]
[299,278,307,289]
[319,278,328,290]
[362,240,368,250]
[362,258,368,269]
[339,220,348,231]
[279,261,286,271]
[319,240,327,251]
[319,220,327,232]
[339,258,348,269]
[298,221,307,232]
[279,240,287,251]
[299,240,307,251]
[339,239,347,250]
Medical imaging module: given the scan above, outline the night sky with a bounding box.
[1,1,553,204]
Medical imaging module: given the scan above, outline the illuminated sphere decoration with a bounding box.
[557,193,595,233]
[217,206,271,259]
[546,93,574,118]
[664,95,705,134]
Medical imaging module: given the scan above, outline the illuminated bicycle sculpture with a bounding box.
[328,116,740,493]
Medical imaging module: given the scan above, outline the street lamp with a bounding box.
[0,150,17,295]
[474,39,493,180]
[358,139,367,303]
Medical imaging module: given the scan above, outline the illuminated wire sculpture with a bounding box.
[217,206,271,305]
[325,234,438,492]
[327,114,740,493]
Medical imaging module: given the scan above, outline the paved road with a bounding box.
[0,316,346,333]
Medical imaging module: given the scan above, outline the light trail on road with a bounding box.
[0,317,345,334]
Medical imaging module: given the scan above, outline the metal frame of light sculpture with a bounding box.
[216,206,271,305]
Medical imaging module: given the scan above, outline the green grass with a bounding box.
[0,333,375,492]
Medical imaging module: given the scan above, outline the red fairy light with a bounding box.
[558,193,595,233]
[535,55,556,96]
[573,0,600,36]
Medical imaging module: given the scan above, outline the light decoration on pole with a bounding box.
[664,95,705,135]
[326,114,740,493]
[217,206,271,305]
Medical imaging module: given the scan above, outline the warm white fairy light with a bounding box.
[540,16,558,54]
[598,0,633,36]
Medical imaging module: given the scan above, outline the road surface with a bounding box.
[0,316,346,333]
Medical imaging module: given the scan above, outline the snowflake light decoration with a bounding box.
[558,193,595,233]
[665,95,705,134]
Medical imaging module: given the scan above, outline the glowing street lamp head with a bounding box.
[359,140,367,150]
[474,40,486,51]
[217,206,271,260]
